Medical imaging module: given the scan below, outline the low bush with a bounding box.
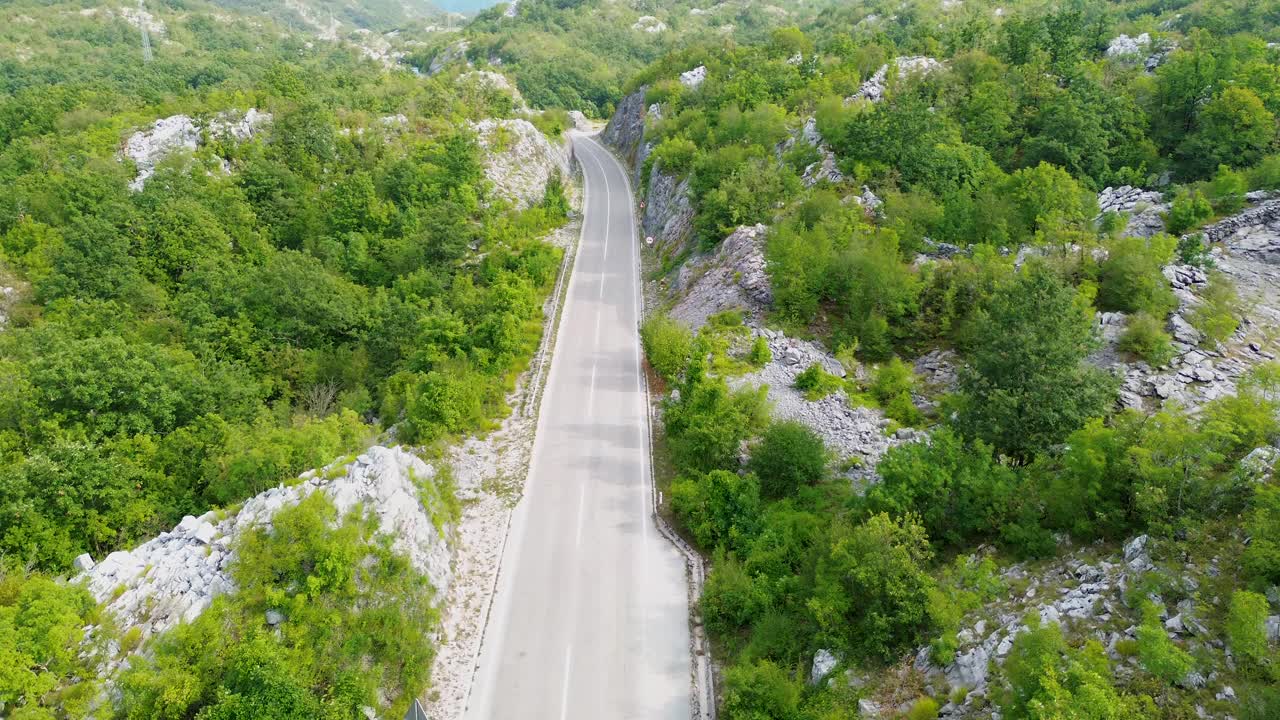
[1119,312,1175,366]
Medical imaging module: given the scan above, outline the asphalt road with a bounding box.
[463,135,693,720]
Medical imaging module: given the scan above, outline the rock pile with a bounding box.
[1198,196,1280,244]
[632,15,667,33]
[727,327,914,477]
[1097,185,1169,238]
[1105,33,1174,71]
[1106,32,1152,57]
[908,535,1216,717]
[471,118,569,210]
[459,70,527,110]
[670,225,771,328]
[76,446,452,667]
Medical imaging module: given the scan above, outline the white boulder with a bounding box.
[680,65,707,89]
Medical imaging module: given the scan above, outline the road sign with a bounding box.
[404,699,429,720]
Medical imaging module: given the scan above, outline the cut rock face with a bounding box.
[670,224,771,328]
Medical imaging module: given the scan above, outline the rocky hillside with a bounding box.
[76,446,453,678]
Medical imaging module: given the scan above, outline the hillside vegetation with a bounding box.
[626,0,1280,718]
[0,1,567,717]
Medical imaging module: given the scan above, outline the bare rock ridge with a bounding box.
[76,446,452,674]
[846,56,944,104]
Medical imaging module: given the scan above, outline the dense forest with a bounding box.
[456,0,845,115]
[5,0,1280,718]
[0,1,566,717]
[629,0,1280,718]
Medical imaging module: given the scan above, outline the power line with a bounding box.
[139,0,154,63]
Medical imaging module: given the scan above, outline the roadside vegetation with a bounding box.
[634,0,1280,717]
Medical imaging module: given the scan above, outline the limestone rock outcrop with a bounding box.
[847,56,944,104]
[76,446,452,665]
[121,109,270,191]
[471,118,569,210]
[670,224,772,328]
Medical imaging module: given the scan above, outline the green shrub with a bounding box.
[793,363,843,399]
[748,335,772,367]
[1098,235,1177,317]
[810,513,935,661]
[1119,312,1175,366]
[1248,154,1280,190]
[670,470,762,553]
[906,697,940,720]
[701,551,771,635]
[650,135,699,176]
[870,358,915,404]
[722,660,802,720]
[1175,233,1213,268]
[1165,189,1214,235]
[640,315,693,382]
[1207,164,1248,214]
[118,493,438,720]
[748,420,828,499]
[1189,272,1242,346]
[1226,590,1271,672]
[1136,602,1194,684]
[1242,483,1280,586]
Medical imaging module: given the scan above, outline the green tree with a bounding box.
[664,373,768,475]
[640,315,693,383]
[1207,165,1249,214]
[957,262,1116,461]
[1165,189,1214,236]
[1189,272,1242,346]
[747,420,827,499]
[722,660,802,720]
[1180,87,1277,177]
[1136,602,1194,684]
[0,573,101,718]
[1098,235,1177,318]
[1226,590,1271,673]
[810,513,935,661]
[868,428,1018,548]
[670,470,763,553]
[1118,314,1175,367]
[1242,483,1280,586]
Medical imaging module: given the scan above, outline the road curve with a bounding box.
[463,135,693,720]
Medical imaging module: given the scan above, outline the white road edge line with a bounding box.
[560,644,573,720]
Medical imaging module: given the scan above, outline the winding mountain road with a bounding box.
[463,135,693,720]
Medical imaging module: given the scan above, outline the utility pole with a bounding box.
[139,0,154,63]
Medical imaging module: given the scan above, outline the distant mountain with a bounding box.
[208,0,451,31]
[432,0,504,13]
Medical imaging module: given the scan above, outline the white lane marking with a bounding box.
[575,484,586,548]
[560,645,574,720]
[586,360,597,419]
